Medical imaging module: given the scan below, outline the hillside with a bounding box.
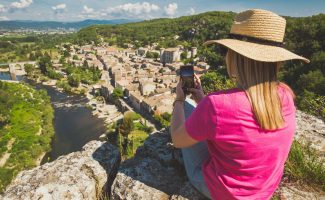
[0,19,141,31]
[0,81,54,192]
[78,11,325,119]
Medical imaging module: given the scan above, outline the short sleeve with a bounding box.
[185,96,217,141]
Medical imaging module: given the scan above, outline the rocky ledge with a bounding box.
[1,111,324,200]
[1,141,120,200]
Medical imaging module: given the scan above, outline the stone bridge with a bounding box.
[9,61,37,76]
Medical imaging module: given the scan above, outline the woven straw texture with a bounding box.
[230,9,286,43]
[204,9,309,63]
[205,39,309,63]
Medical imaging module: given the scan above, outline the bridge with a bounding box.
[9,61,37,76]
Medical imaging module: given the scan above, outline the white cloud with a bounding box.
[52,3,66,11]
[106,2,159,17]
[0,16,9,21]
[164,3,177,16]
[52,3,66,14]
[0,4,7,13]
[83,5,94,14]
[10,0,33,9]
[187,7,195,15]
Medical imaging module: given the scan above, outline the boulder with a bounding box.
[110,131,207,200]
[2,141,120,200]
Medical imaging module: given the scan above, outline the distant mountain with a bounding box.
[0,19,142,31]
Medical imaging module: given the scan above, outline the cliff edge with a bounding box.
[1,110,324,200]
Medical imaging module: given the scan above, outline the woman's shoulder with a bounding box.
[207,87,245,99]
[204,88,247,109]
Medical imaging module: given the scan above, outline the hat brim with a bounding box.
[203,39,310,63]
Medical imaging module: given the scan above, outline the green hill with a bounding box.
[77,11,235,48]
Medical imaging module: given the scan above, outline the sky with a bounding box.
[0,0,324,21]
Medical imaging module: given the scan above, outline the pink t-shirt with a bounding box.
[185,86,296,200]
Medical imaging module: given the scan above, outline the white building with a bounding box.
[140,82,156,96]
[160,47,181,64]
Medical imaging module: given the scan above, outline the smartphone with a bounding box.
[180,65,194,95]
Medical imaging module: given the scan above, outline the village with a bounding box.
[53,41,211,124]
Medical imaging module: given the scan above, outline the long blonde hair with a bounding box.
[226,49,291,130]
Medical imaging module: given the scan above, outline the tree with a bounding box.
[180,51,188,60]
[63,50,70,58]
[38,55,52,74]
[119,117,134,137]
[68,74,81,87]
[153,52,159,61]
[112,87,123,102]
[29,52,36,61]
[297,70,325,96]
[200,71,235,94]
[24,64,35,76]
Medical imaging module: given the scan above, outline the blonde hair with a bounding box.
[226,49,291,130]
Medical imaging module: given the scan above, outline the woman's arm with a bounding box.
[171,80,199,148]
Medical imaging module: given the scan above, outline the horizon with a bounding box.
[0,0,324,22]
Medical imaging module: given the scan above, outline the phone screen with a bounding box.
[180,65,194,95]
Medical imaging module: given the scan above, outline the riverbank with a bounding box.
[33,75,123,127]
[0,81,55,193]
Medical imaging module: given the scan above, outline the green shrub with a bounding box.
[124,111,141,121]
[112,87,123,102]
[285,140,325,190]
[67,74,81,87]
[154,112,172,128]
[200,71,235,94]
[126,130,148,158]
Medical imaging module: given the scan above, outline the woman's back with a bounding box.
[185,85,296,199]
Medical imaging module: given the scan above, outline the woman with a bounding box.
[171,9,309,200]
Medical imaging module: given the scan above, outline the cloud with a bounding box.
[164,3,177,16]
[0,4,6,13]
[83,5,94,14]
[0,16,9,21]
[10,0,33,9]
[187,7,195,15]
[106,2,159,17]
[52,3,66,14]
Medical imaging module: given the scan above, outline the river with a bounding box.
[34,83,107,163]
[1,72,107,162]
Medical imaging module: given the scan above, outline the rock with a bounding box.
[110,131,207,200]
[295,110,325,155]
[99,133,107,141]
[275,183,325,200]
[2,141,120,200]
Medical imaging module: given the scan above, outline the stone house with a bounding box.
[140,82,156,96]
[129,91,143,111]
[160,47,181,64]
[124,84,139,97]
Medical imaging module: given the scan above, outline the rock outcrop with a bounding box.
[1,141,120,200]
[1,111,324,200]
[295,110,325,155]
[110,131,207,200]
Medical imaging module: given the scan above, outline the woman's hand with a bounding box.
[188,74,205,104]
[176,78,185,100]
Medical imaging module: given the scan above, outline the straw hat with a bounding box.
[204,9,310,63]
